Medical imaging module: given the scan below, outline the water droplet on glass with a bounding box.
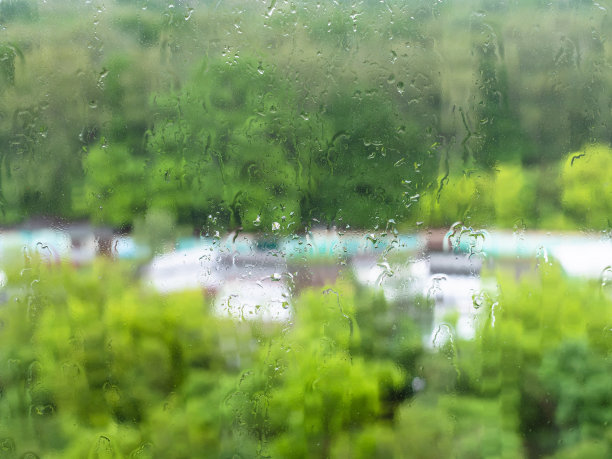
[601,266,612,289]
[0,438,15,454]
[491,302,499,327]
[427,274,447,302]
[411,377,426,392]
[93,435,112,457]
[472,291,489,309]
[376,261,394,285]
[432,323,455,359]
[536,245,549,264]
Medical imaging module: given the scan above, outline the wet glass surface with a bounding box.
[2,1,612,457]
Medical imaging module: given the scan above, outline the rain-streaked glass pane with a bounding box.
[1,0,612,456]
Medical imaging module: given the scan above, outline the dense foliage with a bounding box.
[1,255,612,457]
[1,0,612,230]
[2,1,612,458]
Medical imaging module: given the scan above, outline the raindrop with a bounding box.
[536,245,549,264]
[491,301,499,327]
[601,266,612,289]
[432,323,455,359]
[513,218,526,237]
[0,438,15,454]
[427,274,447,302]
[93,436,112,457]
[411,377,426,392]
[129,443,153,458]
[376,260,394,285]
[446,223,487,256]
[472,291,489,309]
[31,404,55,416]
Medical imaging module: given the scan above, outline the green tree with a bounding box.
[561,144,612,229]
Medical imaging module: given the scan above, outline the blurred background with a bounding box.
[2,0,612,457]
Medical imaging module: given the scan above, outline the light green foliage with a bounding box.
[0,258,427,457]
[80,141,147,226]
[417,171,494,228]
[332,388,524,458]
[0,257,257,457]
[493,164,537,228]
[3,1,612,457]
[372,263,612,458]
[398,396,523,458]
[562,144,612,229]
[330,401,455,459]
[417,163,553,229]
[331,424,398,459]
[232,284,416,457]
[464,264,612,456]
[2,249,612,457]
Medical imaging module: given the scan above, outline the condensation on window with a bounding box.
[1,0,612,457]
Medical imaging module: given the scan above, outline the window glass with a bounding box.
[1,0,612,456]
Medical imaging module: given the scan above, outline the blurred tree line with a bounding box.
[1,0,612,231]
[2,249,612,456]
